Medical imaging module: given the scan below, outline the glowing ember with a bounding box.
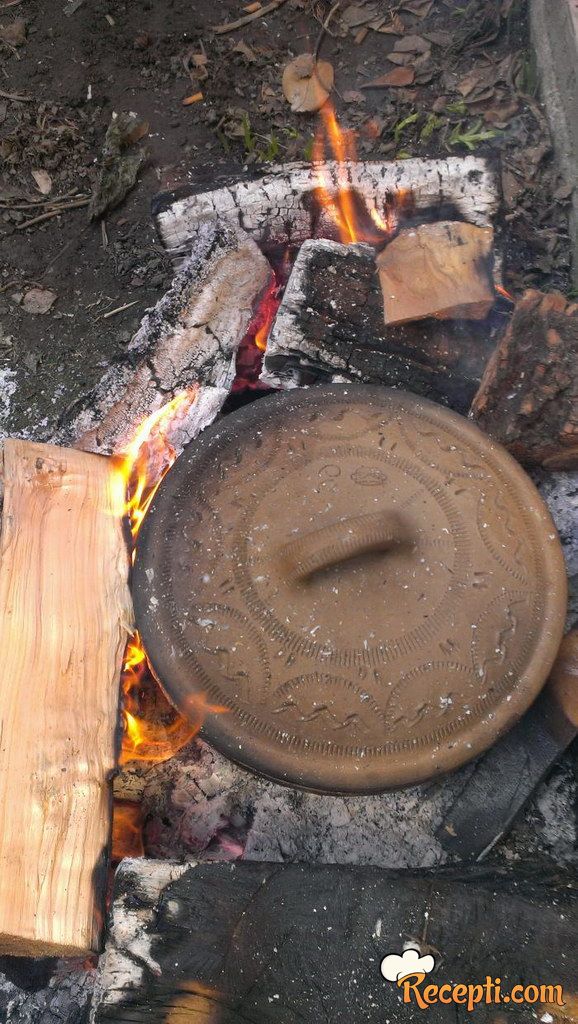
[255,277,281,352]
[313,102,402,245]
[496,284,515,302]
[111,801,144,861]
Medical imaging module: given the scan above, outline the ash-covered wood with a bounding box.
[377,221,495,324]
[471,290,578,468]
[52,221,272,456]
[156,157,498,256]
[261,239,501,413]
[0,440,132,958]
[94,858,577,1023]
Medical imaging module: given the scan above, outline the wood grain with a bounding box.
[0,439,132,956]
[377,221,495,324]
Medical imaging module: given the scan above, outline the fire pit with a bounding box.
[0,140,577,1022]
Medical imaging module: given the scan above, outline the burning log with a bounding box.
[154,157,498,256]
[94,859,577,1021]
[376,221,495,325]
[53,221,272,457]
[470,290,578,468]
[261,239,501,413]
[0,439,132,957]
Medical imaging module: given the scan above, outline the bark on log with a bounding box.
[0,439,132,957]
[261,239,501,413]
[94,859,577,1023]
[52,221,272,457]
[376,221,495,324]
[155,157,498,257]
[470,290,578,468]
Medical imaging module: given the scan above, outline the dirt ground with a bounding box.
[0,0,574,443]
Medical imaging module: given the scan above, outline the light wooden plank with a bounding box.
[0,439,132,956]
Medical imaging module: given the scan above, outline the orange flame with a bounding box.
[111,392,226,769]
[313,102,400,245]
[111,389,198,545]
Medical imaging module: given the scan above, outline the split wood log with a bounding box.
[376,221,495,324]
[154,157,498,257]
[0,439,132,957]
[53,221,272,457]
[470,290,578,468]
[94,859,577,1022]
[261,239,501,413]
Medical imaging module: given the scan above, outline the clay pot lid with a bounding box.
[133,385,567,793]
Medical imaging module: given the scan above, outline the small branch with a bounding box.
[0,88,33,102]
[211,0,289,34]
[16,198,89,230]
[100,300,138,320]
[314,1,340,60]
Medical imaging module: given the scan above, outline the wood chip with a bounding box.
[31,169,52,195]
[361,67,415,88]
[182,91,203,105]
[244,1,262,9]
[233,39,258,61]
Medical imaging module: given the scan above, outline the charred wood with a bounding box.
[470,290,578,468]
[52,221,272,457]
[261,239,501,413]
[155,157,498,257]
[94,859,577,1023]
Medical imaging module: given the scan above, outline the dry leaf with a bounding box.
[393,34,430,53]
[282,53,333,113]
[362,66,415,88]
[233,39,257,61]
[0,16,26,45]
[387,51,415,66]
[378,13,404,33]
[21,287,57,315]
[343,89,366,103]
[354,26,368,44]
[31,169,52,195]
[341,4,377,27]
[401,0,433,16]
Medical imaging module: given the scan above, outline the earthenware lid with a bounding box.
[133,385,567,792]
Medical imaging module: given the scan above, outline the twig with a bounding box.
[0,191,89,212]
[314,1,341,59]
[211,0,289,34]
[16,198,89,230]
[0,88,33,102]
[100,300,138,320]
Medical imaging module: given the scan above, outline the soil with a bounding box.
[0,0,574,441]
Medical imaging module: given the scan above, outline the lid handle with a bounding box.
[278,511,410,583]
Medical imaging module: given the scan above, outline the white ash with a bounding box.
[534,469,578,629]
[50,220,271,456]
[157,157,498,257]
[91,860,189,1016]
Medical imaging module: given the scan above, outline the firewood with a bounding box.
[470,289,578,468]
[261,238,501,413]
[0,439,132,956]
[94,859,577,1022]
[52,221,272,457]
[155,156,498,255]
[376,221,495,325]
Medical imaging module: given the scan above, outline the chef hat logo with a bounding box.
[381,948,435,984]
